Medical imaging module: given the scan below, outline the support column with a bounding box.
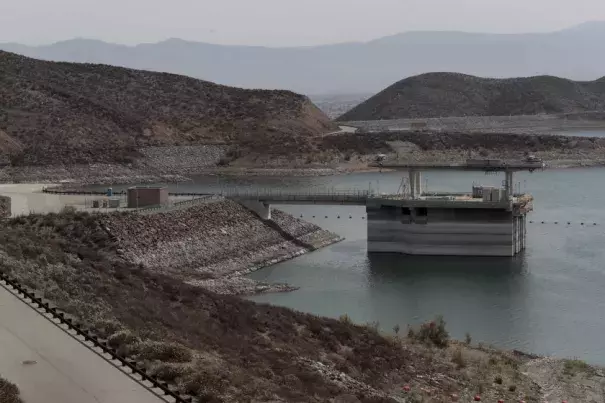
[238,200,271,220]
[409,170,416,199]
[415,171,422,197]
[512,215,517,255]
[520,216,524,251]
[505,171,514,199]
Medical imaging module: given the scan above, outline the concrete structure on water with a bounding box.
[224,159,544,257]
[365,160,543,256]
[127,186,168,208]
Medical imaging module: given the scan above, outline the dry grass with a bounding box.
[1,209,600,402]
[0,210,421,402]
[0,377,23,403]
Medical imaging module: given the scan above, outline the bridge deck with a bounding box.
[223,190,371,205]
[369,161,545,171]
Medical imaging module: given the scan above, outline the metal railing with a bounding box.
[218,188,375,202]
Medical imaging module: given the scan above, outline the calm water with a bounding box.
[559,128,605,137]
[102,168,605,364]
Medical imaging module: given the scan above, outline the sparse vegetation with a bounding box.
[338,73,605,120]
[1,208,603,402]
[338,314,352,324]
[0,50,335,167]
[0,210,418,402]
[563,358,594,376]
[407,315,450,348]
[452,348,466,368]
[465,332,472,345]
[0,377,23,403]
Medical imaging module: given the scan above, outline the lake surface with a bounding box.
[560,128,605,137]
[104,168,605,364]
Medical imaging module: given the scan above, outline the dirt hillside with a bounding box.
[0,51,335,166]
[338,73,605,120]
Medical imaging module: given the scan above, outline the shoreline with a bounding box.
[10,157,605,189]
[197,233,345,296]
[101,200,344,296]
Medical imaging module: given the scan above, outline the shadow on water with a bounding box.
[366,252,528,283]
[360,252,534,347]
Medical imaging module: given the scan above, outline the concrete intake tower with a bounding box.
[366,159,543,256]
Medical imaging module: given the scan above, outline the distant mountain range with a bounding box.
[338,73,605,121]
[3,22,605,95]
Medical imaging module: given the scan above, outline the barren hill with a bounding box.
[338,73,605,121]
[0,51,334,166]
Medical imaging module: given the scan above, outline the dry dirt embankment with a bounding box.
[102,200,341,295]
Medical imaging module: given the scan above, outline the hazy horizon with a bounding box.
[3,20,603,48]
[2,0,605,47]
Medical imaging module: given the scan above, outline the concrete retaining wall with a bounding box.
[367,205,526,256]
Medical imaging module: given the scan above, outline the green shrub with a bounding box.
[149,362,193,382]
[408,315,449,348]
[465,332,472,345]
[452,348,466,368]
[563,358,593,375]
[0,377,24,403]
[136,341,193,363]
[107,329,141,349]
[338,314,352,324]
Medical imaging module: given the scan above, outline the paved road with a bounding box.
[0,282,165,403]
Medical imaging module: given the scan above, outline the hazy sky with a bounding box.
[2,0,605,46]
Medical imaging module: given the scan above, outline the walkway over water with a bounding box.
[369,160,546,172]
[220,189,373,205]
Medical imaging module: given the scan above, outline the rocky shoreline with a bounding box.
[102,199,342,295]
[3,127,605,186]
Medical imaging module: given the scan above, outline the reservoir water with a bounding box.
[105,167,605,364]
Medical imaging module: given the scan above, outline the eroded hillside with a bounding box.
[0,51,335,166]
